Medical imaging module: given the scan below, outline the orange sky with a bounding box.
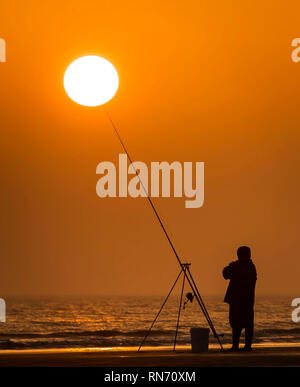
[0,1,300,296]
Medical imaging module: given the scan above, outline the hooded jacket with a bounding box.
[223,258,257,307]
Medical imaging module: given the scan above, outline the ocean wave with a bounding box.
[1,327,300,340]
[0,329,176,340]
[0,327,299,350]
[255,328,300,336]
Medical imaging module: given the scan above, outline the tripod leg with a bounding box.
[138,269,183,352]
[179,268,213,332]
[186,267,212,325]
[173,267,186,352]
[186,267,224,350]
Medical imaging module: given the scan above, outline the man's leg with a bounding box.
[229,305,242,350]
[232,325,242,350]
[244,308,254,350]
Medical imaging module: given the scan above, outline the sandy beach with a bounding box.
[0,344,299,367]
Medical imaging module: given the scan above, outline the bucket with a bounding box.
[190,328,209,353]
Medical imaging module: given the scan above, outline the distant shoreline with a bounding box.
[1,341,300,353]
[0,343,300,367]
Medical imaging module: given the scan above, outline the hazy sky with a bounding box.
[1,1,300,296]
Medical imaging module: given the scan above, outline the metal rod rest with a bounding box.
[106,112,223,351]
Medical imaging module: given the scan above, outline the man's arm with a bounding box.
[223,262,235,279]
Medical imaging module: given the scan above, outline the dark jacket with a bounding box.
[223,258,257,307]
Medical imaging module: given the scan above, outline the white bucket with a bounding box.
[190,328,209,353]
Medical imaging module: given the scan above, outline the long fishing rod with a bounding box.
[106,112,182,268]
[106,112,223,350]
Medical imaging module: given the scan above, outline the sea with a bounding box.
[0,295,299,350]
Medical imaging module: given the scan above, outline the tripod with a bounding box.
[138,263,223,351]
[106,113,224,352]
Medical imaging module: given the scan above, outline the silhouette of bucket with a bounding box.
[190,328,209,352]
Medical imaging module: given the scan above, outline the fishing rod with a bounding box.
[106,112,223,350]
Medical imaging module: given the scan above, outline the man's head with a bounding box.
[237,246,251,260]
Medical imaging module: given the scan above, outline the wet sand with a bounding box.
[0,344,299,367]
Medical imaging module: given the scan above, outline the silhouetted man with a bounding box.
[223,246,257,352]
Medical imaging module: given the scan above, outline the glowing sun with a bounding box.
[63,56,119,107]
